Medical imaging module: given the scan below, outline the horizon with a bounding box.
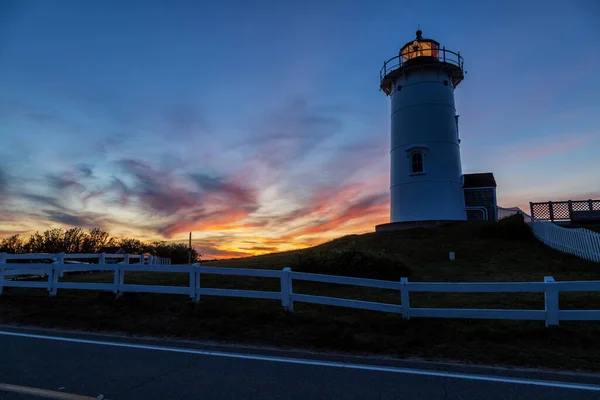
[1,0,599,259]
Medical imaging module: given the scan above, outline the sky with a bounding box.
[0,0,599,259]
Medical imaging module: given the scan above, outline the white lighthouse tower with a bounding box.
[378,30,466,228]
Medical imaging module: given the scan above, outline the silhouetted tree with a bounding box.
[0,234,24,253]
[43,228,65,253]
[24,232,45,253]
[117,237,146,254]
[63,227,86,253]
[154,242,200,264]
[82,228,111,253]
[0,227,201,264]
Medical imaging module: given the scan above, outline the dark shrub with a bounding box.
[481,214,533,241]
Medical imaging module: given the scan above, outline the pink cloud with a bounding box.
[517,135,591,161]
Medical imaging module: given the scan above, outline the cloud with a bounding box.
[239,246,279,252]
[195,244,252,259]
[107,177,130,206]
[95,133,129,155]
[190,173,255,206]
[510,134,593,162]
[117,159,201,214]
[112,159,260,238]
[231,97,345,173]
[285,192,388,238]
[77,164,94,178]
[0,95,391,256]
[46,174,86,192]
[43,210,106,228]
[158,208,254,238]
[20,193,67,211]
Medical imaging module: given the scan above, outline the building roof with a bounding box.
[463,173,497,188]
[98,246,125,254]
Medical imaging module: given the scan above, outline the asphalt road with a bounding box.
[1,327,600,400]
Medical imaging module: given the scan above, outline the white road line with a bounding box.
[1,329,599,392]
[0,382,100,400]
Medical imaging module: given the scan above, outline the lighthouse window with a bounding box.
[411,152,424,173]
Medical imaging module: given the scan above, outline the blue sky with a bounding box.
[1,0,599,258]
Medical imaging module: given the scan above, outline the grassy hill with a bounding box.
[209,215,600,282]
[567,223,600,234]
[2,215,600,371]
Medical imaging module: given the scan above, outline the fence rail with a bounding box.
[2,253,170,263]
[530,199,600,222]
[2,262,600,327]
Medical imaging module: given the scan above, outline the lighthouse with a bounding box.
[378,30,467,227]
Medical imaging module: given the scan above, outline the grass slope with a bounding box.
[567,223,600,234]
[2,215,600,371]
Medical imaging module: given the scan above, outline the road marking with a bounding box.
[0,382,100,399]
[1,329,599,392]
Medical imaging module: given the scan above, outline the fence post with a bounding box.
[544,276,559,327]
[58,252,66,278]
[189,265,196,301]
[99,252,106,265]
[530,202,534,219]
[400,277,410,320]
[0,253,6,295]
[115,264,125,299]
[140,254,145,265]
[548,201,554,222]
[50,252,64,296]
[113,262,121,298]
[193,263,200,304]
[568,200,573,220]
[281,267,294,312]
[589,199,594,212]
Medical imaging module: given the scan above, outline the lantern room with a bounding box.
[400,30,440,63]
[380,30,464,95]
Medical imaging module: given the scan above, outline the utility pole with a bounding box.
[188,231,192,264]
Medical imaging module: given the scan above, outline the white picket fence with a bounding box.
[531,221,600,263]
[2,261,600,327]
[498,207,600,263]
